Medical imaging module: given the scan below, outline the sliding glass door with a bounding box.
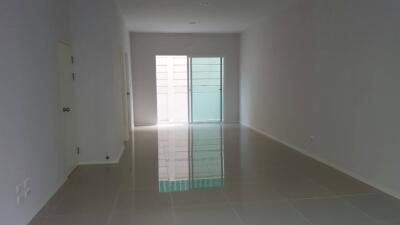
[190,57,223,123]
[156,56,188,123]
[155,56,223,124]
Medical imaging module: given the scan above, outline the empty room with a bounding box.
[1,0,400,225]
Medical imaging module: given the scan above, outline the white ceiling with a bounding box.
[115,0,297,33]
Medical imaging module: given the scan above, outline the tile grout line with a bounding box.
[106,185,122,225]
[169,192,178,225]
[221,191,246,225]
[335,192,378,198]
[295,172,380,200]
[288,191,377,201]
[288,194,384,225]
[342,197,385,225]
[304,176,337,196]
[287,200,316,225]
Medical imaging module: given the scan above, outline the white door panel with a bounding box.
[58,42,77,176]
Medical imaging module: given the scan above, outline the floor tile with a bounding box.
[27,217,47,225]
[34,191,63,218]
[307,165,377,195]
[51,190,116,214]
[345,194,400,221]
[175,205,242,225]
[171,189,228,207]
[292,197,379,225]
[223,181,285,203]
[109,210,175,225]
[381,220,400,225]
[270,176,335,199]
[44,213,108,225]
[114,190,171,212]
[27,125,394,225]
[233,200,312,225]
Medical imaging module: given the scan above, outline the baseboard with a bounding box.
[28,144,126,224]
[78,161,116,165]
[241,122,400,200]
[134,122,240,127]
[28,176,67,225]
[135,123,157,127]
[78,145,126,165]
[114,144,126,163]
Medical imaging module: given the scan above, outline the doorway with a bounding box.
[58,42,78,176]
[156,56,224,124]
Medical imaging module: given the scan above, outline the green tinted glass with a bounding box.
[191,126,224,185]
[191,57,222,123]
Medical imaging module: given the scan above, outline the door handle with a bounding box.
[62,107,71,112]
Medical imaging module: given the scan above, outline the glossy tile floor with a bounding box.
[30,124,400,225]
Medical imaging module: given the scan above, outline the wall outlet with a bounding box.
[16,184,23,195]
[24,188,31,198]
[23,178,31,189]
[16,178,32,205]
[17,195,23,205]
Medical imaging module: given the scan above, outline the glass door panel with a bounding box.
[156,55,188,123]
[190,57,223,123]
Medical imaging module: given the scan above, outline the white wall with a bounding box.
[241,0,400,198]
[0,0,70,224]
[311,0,400,198]
[131,33,240,125]
[69,0,132,164]
[241,0,313,151]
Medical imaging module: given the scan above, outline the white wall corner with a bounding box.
[28,177,67,224]
[78,144,126,165]
[240,123,400,200]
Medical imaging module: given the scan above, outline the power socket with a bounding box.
[16,184,23,195]
[24,188,31,198]
[23,178,31,189]
[16,178,32,205]
[17,195,23,205]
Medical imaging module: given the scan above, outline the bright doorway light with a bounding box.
[156,56,188,124]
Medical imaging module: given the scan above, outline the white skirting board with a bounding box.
[29,144,126,223]
[78,145,126,165]
[28,177,67,225]
[241,123,400,200]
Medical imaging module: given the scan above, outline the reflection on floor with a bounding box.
[158,125,224,192]
[30,124,400,225]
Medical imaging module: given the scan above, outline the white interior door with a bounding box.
[122,52,132,140]
[58,42,78,176]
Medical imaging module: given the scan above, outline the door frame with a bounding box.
[122,51,132,141]
[154,54,225,124]
[155,55,189,124]
[188,55,224,124]
[57,41,78,177]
